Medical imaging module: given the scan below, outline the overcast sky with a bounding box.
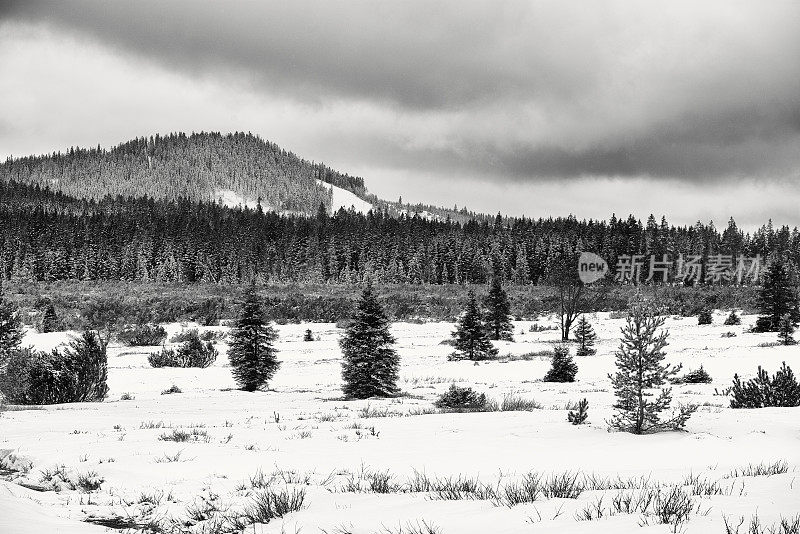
[1,1,798,229]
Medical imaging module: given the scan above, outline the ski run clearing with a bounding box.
[1,311,799,533]
[316,179,373,215]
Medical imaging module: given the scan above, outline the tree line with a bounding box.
[1,179,799,286]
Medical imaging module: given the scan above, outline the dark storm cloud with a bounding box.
[3,0,800,182]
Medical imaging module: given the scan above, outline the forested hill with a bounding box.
[0,132,369,214]
[1,179,798,286]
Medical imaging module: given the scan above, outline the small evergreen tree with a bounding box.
[543,344,578,382]
[303,329,314,342]
[753,259,800,332]
[340,284,399,398]
[778,313,796,345]
[697,309,713,325]
[0,283,23,364]
[673,365,712,384]
[574,316,597,356]
[723,311,741,326]
[450,290,498,361]
[228,285,280,391]
[568,398,589,425]
[608,294,696,434]
[484,277,513,341]
[434,384,491,412]
[40,302,59,333]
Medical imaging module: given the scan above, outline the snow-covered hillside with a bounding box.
[316,179,373,214]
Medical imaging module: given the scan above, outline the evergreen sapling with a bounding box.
[568,398,589,425]
[543,344,578,382]
[778,313,796,345]
[339,285,400,398]
[0,283,23,364]
[753,259,800,332]
[450,290,498,361]
[40,303,59,333]
[228,285,280,391]
[484,277,514,341]
[574,316,597,356]
[608,294,696,434]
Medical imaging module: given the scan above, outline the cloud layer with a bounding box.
[1,1,799,225]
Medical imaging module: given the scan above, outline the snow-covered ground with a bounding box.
[316,179,373,214]
[1,312,799,533]
[214,189,261,210]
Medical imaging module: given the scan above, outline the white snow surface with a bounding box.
[317,179,373,214]
[214,189,261,210]
[1,311,799,533]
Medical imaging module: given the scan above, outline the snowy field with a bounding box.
[1,311,799,533]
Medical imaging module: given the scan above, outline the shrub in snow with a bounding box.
[161,384,182,395]
[148,331,217,368]
[723,311,741,326]
[303,329,314,342]
[449,290,498,361]
[568,398,589,425]
[574,316,597,356]
[608,293,696,434]
[434,384,494,412]
[188,296,225,326]
[499,393,541,411]
[730,362,800,408]
[672,365,712,384]
[697,309,713,325]
[543,344,578,382]
[229,285,280,391]
[0,330,107,405]
[778,313,796,345]
[171,328,196,343]
[340,284,399,398]
[39,465,104,492]
[117,323,167,346]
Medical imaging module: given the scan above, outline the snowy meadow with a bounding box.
[1,311,799,533]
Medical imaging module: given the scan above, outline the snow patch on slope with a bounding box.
[316,179,372,214]
[213,189,260,210]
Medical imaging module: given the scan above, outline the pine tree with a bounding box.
[608,294,696,434]
[543,344,578,382]
[568,398,589,425]
[0,282,23,364]
[778,313,796,345]
[754,259,800,332]
[339,284,400,398]
[40,302,59,333]
[484,276,513,341]
[228,285,280,391]
[723,311,741,326]
[574,316,597,356]
[63,330,109,402]
[450,290,498,361]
